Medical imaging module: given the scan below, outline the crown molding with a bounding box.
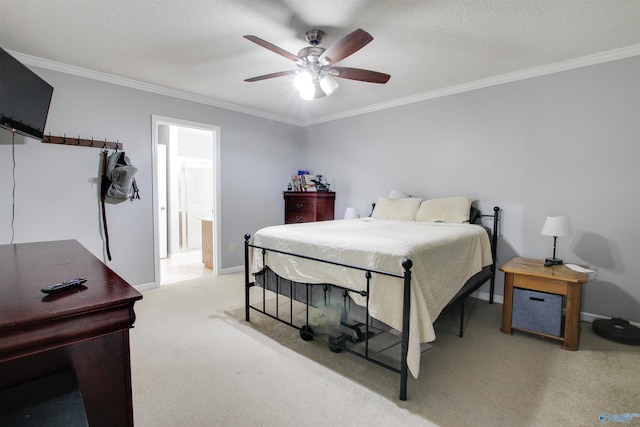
[10,44,640,128]
[301,44,640,126]
[8,50,302,126]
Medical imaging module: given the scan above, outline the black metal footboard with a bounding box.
[243,206,500,402]
[244,233,413,401]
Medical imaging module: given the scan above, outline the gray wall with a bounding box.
[303,56,640,323]
[1,56,638,323]
[0,67,304,286]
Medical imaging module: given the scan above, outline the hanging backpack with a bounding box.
[100,150,140,260]
[105,151,140,200]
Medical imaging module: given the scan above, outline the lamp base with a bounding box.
[544,258,563,267]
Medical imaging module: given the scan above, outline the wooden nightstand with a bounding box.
[500,257,588,350]
[283,191,335,224]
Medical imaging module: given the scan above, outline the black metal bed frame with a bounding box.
[244,206,500,401]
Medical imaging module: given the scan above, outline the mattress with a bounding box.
[249,217,493,378]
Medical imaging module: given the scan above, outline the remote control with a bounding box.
[41,277,87,294]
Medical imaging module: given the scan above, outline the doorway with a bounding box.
[152,116,220,285]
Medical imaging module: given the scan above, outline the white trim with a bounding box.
[136,279,639,327]
[474,290,503,305]
[151,115,222,286]
[9,50,300,126]
[10,44,640,128]
[580,311,640,328]
[219,265,244,275]
[473,291,640,328]
[134,281,158,292]
[150,118,162,289]
[302,44,640,126]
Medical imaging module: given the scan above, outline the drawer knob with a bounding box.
[296,215,304,222]
[296,203,304,209]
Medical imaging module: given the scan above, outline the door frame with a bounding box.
[151,115,221,285]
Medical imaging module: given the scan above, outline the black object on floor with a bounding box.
[592,317,640,345]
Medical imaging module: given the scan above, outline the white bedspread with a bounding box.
[250,218,493,378]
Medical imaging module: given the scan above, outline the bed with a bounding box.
[244,195,500,400]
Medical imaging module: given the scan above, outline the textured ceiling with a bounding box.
[2,0,640,126]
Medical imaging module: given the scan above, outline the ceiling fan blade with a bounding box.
[321,29,373,65]
[244,70,298,82]
[331,67,390,84]
[244,35,300,62]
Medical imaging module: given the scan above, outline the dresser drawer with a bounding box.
[286,212,315,223]
[285,198,314,213]
[283,191,335,224]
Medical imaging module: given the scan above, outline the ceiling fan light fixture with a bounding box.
[294,71,312,91]
[299,84,316,100]
[320,75,338,96]
[297,46,325,62]
[244,28,390,101]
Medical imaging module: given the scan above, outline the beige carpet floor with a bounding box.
[130,273,640,427]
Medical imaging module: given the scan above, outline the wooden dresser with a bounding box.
[284,191,335,224]
[0,240,142,426]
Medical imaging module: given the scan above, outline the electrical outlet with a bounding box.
[229,243,235,253]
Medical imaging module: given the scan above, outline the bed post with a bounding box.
[489,207,500,304]
[244,233,251,321]
[400,258,413,401]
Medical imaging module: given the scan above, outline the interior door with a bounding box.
[158,144,168,258]
[182,161,213,250]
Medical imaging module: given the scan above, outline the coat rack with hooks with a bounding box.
[42,134,123,151]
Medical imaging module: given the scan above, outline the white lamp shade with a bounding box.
[541,216,571,237]
[319,76,338,96]
[344,207,359,219]
[299,83,316,100]
[294,71,312,90]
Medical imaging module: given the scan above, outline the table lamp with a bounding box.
[541,216,571,266]
[344,207,359,219]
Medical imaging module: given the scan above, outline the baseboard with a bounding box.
[579,311,640,327]
[474,290,503,305]
[473,290,640,327]
[134,281,158,292]
[219,265,244,274]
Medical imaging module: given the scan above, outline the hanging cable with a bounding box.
[10,131,16,244]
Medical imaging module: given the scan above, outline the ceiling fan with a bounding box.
[243,28,391,100]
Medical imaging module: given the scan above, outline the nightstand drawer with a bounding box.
[514,274,567,294]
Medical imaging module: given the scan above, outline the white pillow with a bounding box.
[415,196,472,223]
[372,197,422,221]
[388,189,411,200]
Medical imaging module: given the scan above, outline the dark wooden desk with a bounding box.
[0,240,142,426]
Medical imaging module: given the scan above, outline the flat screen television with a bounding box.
[0,47,54,141]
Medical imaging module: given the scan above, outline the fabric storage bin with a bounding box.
[512,288,562,336]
